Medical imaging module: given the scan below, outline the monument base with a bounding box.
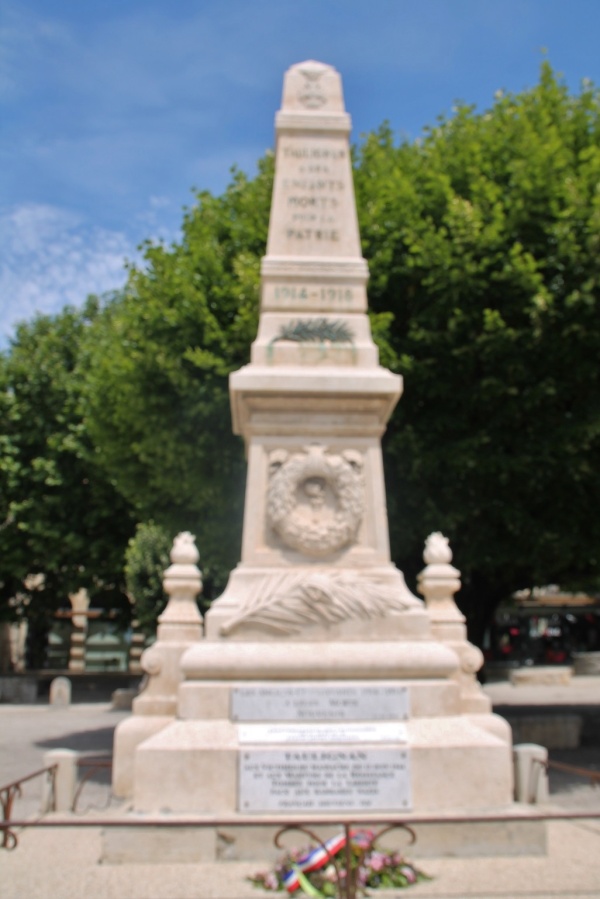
[100,809,547,863]
[128,669,513,819]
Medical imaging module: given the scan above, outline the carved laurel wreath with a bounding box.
[270,319,354,345]
[267,446,364,557]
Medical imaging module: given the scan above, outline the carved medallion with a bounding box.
[267,445,364,556]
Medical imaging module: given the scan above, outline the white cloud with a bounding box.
[0,203,135,345]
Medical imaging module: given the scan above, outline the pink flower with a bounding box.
[400,865,417,884]
[357,866,368,885]
[323,864,338,883]
[368,852,386,872]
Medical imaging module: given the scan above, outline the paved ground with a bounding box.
[0,703,128,819]
[1,681,600,898]
[3,819,600,899]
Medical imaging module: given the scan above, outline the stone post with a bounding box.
[42,749,78,812]
[49,676,71,706]
[513,743,549,803]
[112,532,204,797]
[418,533,491,714]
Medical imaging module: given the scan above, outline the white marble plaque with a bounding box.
[239,748,411,812]
[231,685,409,722]
[239,722,407,744]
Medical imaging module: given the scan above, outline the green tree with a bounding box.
[355,62,600,639]
[124,521,172,634]
[79,158,273,590]
[0,301,136,664]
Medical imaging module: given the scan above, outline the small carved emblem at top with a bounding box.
[298,65,327,108]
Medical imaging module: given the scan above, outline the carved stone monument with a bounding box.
[111,62,529,861]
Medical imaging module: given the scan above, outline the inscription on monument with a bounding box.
[238,722,408,744]
[273,286,354,304]
[276,137,350,252]
[239,748,412,812]
[262,282,360,312]
[231,685,410,722]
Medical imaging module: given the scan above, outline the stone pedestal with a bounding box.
[112,532,203,797]
[134,669,512,817]
[418,533,491,714]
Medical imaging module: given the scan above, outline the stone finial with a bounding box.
[169,531,199,566]
[417,532,462,622]
[423,532,453,565]
[156,532,203,633]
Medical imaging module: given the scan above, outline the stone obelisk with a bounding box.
[204,59,426,640]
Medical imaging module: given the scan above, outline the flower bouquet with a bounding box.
[249,829,429,897]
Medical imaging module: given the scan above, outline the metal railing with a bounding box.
[2,808,600,899]
[2,755,600,899]
[529,755,600,802]
[0,764,57,849]
[546,757,600,786]
[73,756,113,813]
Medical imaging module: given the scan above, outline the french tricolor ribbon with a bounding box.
[282,832,347,892]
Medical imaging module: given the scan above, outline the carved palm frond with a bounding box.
[271,318,354,345]
[220,572,412,636]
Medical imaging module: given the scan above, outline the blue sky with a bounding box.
[2,0,600,345]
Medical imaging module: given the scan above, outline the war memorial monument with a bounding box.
[110,61,535,862]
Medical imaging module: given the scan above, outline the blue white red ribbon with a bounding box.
[282,832,348,892]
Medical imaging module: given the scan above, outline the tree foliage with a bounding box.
[124,521,172,634]
[79,159,273,589]
[354,62,600,635]
[0,301,136,634]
